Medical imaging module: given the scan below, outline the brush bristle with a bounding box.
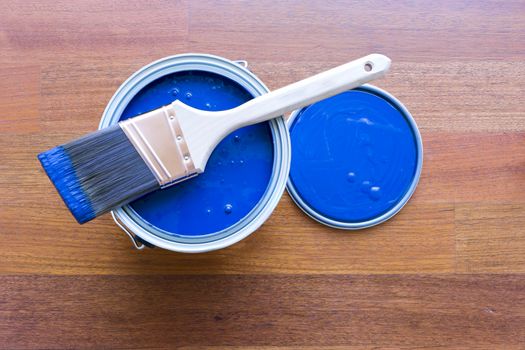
[38,125,159,224]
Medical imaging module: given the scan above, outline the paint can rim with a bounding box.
[101,53,291,252]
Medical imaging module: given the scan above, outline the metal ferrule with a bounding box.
[119,104,197,187]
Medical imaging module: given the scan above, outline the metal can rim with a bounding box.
[101,53,291,252]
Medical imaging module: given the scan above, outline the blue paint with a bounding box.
[119,71,274,236]
[38,146,95,224]
[288,88,419,223]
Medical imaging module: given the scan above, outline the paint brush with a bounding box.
[38,54,391,224]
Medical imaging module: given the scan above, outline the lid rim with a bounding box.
[286,84,423,230]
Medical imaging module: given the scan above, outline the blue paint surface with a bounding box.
[289,88,418,223]
[119,71,274,236]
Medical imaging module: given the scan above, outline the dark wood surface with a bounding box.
[1,1,524,349]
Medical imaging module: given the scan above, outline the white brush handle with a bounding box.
[175,53,391,172]
[228,53,391,127]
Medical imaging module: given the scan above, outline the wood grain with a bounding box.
[255,61,525,132]
[0,199,456,275]
[1,0,524,348]
[188,0,525,62]
[456,204,525,272]
[0,65,40,133]
[1,275,524,349]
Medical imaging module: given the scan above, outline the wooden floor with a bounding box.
[1,1,524,348]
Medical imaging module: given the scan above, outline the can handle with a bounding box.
[234,60,248,69]
[111,211,146,250]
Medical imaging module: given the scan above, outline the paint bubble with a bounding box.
[234,135,241,143]
[185,92,192,99]
[171,88,179,96]
[205,102,212,109]
[360,180,371,194]
[346,172,356,183]
[206,208,212,215]
[239,160,244,165]
[359,117,373,125]
[369,186,382,201]
[224,204,233,214]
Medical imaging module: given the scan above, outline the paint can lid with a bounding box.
[286,84,423,229]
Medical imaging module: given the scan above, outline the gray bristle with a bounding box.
[64,125,159,219]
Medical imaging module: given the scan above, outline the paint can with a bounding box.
[101,54,291,253]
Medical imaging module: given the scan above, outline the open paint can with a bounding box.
[101,54,290,252]
[103,54,422,252]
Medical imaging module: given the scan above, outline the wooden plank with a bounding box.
[37,60,525,134]
[39,59,147,133]
[188,0,525,63]
[380,62,525,132]
[253,61,525,132]
[0,65,40,133]
[0,198,455,275]
[0,0,189,59]
[1,275,524,349]
[419,132,525,202]
[456,204,525,273]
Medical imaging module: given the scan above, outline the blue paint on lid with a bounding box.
[288,86,421,227]
[119,71,274,236]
